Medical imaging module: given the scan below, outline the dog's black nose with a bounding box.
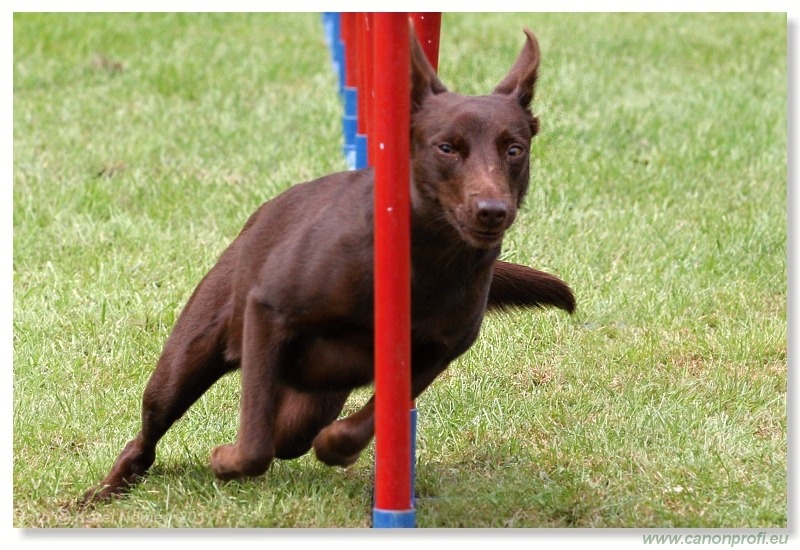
[476,199,509,228]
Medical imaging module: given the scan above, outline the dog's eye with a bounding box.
[507,145,525,158]
[438,143,455,155]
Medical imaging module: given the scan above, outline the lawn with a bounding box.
[12,12,786,528]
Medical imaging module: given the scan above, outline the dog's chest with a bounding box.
[410,275,489,355]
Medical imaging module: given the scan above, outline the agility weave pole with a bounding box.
[323,12,442,528]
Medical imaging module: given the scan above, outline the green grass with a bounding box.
[13,12,786,528]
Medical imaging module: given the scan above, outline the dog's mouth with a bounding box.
[465,227,505,248]
[441,207,507,249]
[452,219,505,249]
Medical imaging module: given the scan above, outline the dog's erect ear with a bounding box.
[410,20,448,113]
[493,28,541,109]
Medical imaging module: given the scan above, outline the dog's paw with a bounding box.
[76,476,136,509]
[313,443,360,468]
[75,486,109,510]
[210,444,272,480]
[311,426,362,468]
[210,444,244,480]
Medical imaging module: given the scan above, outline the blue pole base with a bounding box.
[344,145,357,171]
[355,134,368,169]
[373,508,416,528]
[343,86,358,170]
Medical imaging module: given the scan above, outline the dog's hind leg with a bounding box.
[80,303,235,507]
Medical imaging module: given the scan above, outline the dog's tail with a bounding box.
[488,260,576,314]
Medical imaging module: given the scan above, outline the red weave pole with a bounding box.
[354,13,372,169]
[355,13,368,137]
[341,13,357,88]
[407,13,440,418]
[372,12,412,519]
[363,13,375,166]
[410,13,441,71]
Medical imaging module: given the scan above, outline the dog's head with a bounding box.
[409,28,541,250]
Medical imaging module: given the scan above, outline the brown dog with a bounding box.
[81,26,575,506]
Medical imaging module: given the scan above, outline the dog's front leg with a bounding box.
[211,294,283,480]
[312,396,375,467]
[313,352,450,467]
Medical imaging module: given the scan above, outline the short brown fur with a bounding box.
[80,26,575,506]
